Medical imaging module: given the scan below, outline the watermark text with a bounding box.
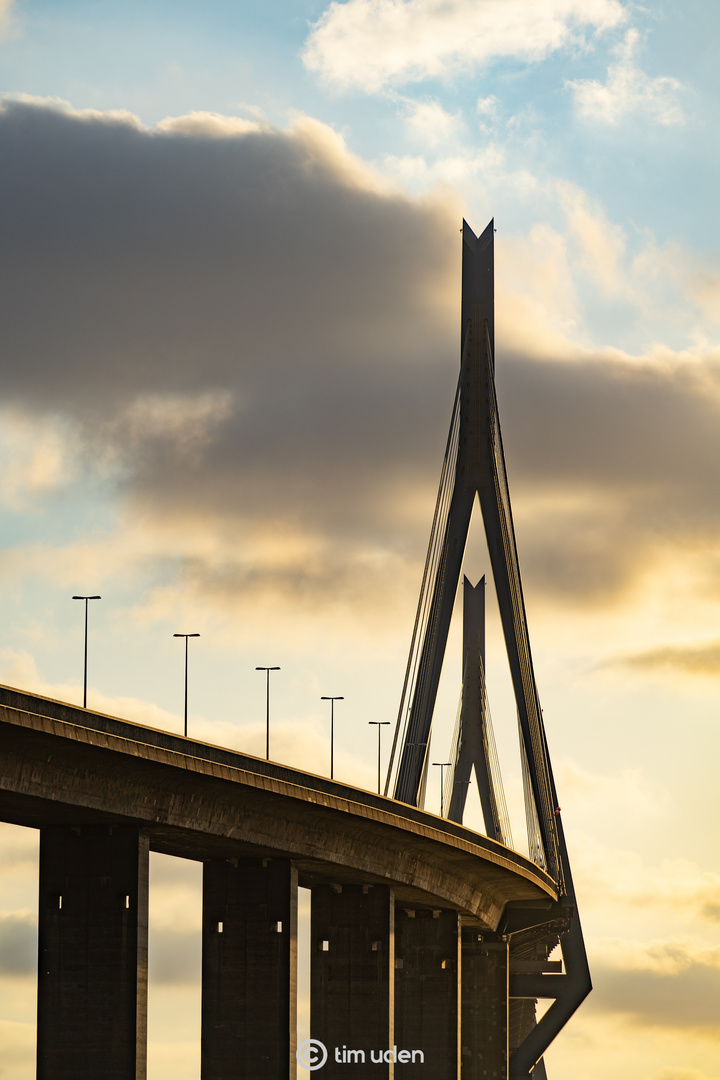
[297,1040,424,1069]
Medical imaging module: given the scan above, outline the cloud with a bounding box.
[400,98,465,147]
[654,1071,720,1080]
[498,347,720,604]
[0,1018,35,1077]
[0,412,80,511]
[631,239,720,331]
[0,825,37,879]
[382,144,504,194]
[689,269,720,327]
[155,111,263,139]
[0,0,16,34]
[595,937,720,977]
[0,96,463,618]
[614,639,720,678]
[567,29,685,125]
[476,95,500,134]
[303,0,626,92]
[590,938,720,1031]
[557,759,663,824]
[571,835,720,925]
[148,854,202,985]
[556,181,627,297]
[0,913,36,977]
[0,647,185,725]
[3,96,720,626]
[148,929,201,984]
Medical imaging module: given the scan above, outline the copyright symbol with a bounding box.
[297,1038,328,1071]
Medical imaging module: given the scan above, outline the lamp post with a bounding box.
[368,721,390,794]
[321,696,344,780]
[256,666,280,760]
[432,761,452,817]
[71,595,101,708]
[174,633,200,736]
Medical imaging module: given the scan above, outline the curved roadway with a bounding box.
[0,684,557,931]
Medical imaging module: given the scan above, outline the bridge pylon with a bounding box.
[385,220,592,1077]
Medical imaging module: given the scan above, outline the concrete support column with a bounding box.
[508,999,541,1077]
[461,933,508,1079]
[394,908,461,1079]
[201,857,298,1080]
[37,825,149,1080]
[311,884,394,1077]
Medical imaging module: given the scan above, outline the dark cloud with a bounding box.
[148,928,201,985]
[497,350,720,603]
[3,98,720,613]
[0,99,456,409]
[0,98,458,560]
[611,639,720,677]
[499,351,720,502]
[590,957,720,1032]
[0,913,36,976]
[0,911,199,984]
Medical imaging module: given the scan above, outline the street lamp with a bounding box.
[174,633,200,736]
[368,721,390,794]
[432,761,452,817]
[71,595,101,708]
[321,696,344,780]
[256,667,280,760]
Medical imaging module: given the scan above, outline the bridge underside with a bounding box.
[0,684,566,1079]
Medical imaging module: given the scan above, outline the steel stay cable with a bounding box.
[385,364,463,794]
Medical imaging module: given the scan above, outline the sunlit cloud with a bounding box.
[567,29,685,126]
[0,0,18,37]
[399,98,465,147]
[155,111,264,138]
[303,0,626,92]
[0,647,183,723]
[0,413,78,511]
[594,937,720,976]
[556,180,627,297]
[557,759,664,824]
[535,1012,720,1080]
[571,835,720,924]
[0,1017,35,1077]
[654,1070,720,1080]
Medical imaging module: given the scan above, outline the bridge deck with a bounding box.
[0,684,556,931]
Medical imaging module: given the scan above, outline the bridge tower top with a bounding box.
[386,220,556,883]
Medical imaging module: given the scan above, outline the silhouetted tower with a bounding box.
[385,220,592,1079]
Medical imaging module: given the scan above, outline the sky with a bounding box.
[1,0,720,1077]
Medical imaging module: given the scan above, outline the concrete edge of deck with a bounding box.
[0,683,558,929]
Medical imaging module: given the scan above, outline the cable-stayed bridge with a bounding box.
[385,219,591,1076]
[0,221,589,1079]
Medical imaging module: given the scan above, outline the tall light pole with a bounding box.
[174,633,200,737]
[432,761,452,817]
[368,721,390,795]
[321,696,343,780]
[256,666,280,760]
[72,595,101,708]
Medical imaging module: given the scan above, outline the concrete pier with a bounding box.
[461,933,509,1079]
[394,908,461,1079]
[311,884,395,1078]
[201,858,298,1079]
[36,825,149,1080]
